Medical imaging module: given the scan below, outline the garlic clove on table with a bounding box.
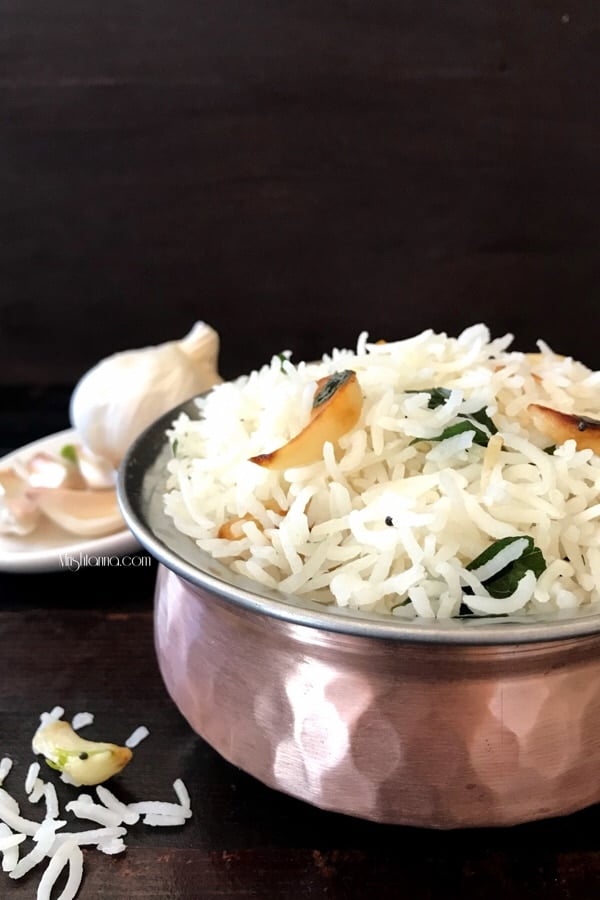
[33,720,132,786]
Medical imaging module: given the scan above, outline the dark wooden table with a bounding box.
[2,393,600,899]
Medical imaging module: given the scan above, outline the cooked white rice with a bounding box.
[125,725,150,748]
[71,711,94,731]
[0,759,12,787]
[163,324,600,620]
[25,762,40,795]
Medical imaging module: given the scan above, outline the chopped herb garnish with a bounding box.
[385,516,394,526]
[466,535,546,599]
[406,384,498,449]
[171,438,179,457]
[60,444,78,464]
[543,444,557,455]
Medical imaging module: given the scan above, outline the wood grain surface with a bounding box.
[1,0,599,384]
[2,593,600,900]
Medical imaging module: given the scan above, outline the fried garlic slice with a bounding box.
[249,370,363,470]
[528,403,600,453]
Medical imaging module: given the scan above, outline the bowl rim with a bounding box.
[117,396,600,647]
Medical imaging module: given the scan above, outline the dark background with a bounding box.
[1,2,599,384]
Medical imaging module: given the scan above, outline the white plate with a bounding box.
[0,429,140,573]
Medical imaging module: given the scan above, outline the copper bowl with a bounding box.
[118,399,600,829]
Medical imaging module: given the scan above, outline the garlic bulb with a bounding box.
[70,322,222,467]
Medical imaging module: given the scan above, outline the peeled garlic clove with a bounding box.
[0,469,41,536]
[70,321,223,467]
[23,451,87,490]
[249,370,363,470]
[528,403,600,453]
[31,487,124,537]
[33,720,132,786]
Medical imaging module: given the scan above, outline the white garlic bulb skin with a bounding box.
[69,322,222,468]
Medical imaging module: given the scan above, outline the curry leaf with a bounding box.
[467,536,546,599]
[405,387,451,410]
[411,419,490,447]
[460,406,498,435]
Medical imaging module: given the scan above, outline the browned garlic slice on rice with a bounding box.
[249,370,363,470]
[32,720,132,786]
[528,403,600,453]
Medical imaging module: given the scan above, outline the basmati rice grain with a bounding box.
[97,837,127,855]
[0,799,41,836]
[64,799,123,828]
[44,782,59,819]
[9,818,63,880]
[0,833,26,852]
[52,826,126,849]
[125,725,150,748]
[96,785,140,826]
[0,788,19,814]
[0,823,19,873]
[71,712,94,731]
[37,707,64,732]
[36,839,79,900]
[127,800,192,819]
[0,758,12,786]
[25,762,40,795]
[58,843,84,900]
[142,813,187,827]
[172,778,191,811]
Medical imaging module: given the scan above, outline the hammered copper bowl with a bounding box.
[118,400,600,830]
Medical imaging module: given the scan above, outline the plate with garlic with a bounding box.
[0,321,223,572]
[0,428,140,572]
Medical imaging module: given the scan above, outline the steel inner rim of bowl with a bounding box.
[117,397,600,646]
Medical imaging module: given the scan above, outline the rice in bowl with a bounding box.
[162,324,600,621]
